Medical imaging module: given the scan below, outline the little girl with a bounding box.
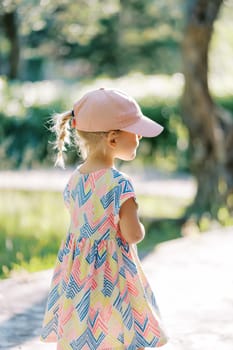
[41,88,168,349]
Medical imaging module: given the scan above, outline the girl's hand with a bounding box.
[119,198,145,244]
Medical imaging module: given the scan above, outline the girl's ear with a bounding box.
[107,131,117,148]
[106,131,119,148]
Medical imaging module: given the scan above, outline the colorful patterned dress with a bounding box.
[41,167,168,349]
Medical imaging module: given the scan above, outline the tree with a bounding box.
[1,9,20,79]
[0,0,184,80]
[181,0,233,221]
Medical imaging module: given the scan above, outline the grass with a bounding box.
[137,194,190,219]
[137,195,190,253]
[0,189,191,279]
[0,190,69,278]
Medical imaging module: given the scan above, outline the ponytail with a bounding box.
[50,110,72,168]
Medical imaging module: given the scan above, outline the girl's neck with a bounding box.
[79,154,115,174]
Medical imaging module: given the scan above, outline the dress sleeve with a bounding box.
[118,176,136,209]
[63,182,71,209]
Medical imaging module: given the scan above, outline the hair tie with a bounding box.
[71,110,76,128]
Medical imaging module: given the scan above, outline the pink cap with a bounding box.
[72,88,163,137]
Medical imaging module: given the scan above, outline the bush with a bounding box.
[0,77,190,170]
[0,78,77,168]
[1,77,232,171]
[138,96,190,170]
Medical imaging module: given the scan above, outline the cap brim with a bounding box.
[121,115,164,137]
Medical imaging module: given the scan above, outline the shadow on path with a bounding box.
[0,270,52,349]
[0,297,47,349]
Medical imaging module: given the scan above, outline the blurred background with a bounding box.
[0,0,233,278]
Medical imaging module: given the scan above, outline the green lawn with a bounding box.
[0,190,191,278]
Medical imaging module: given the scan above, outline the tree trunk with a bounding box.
[3,10,20,79]
[181,0,233,220]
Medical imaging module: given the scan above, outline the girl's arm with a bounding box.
[119,198,145,244]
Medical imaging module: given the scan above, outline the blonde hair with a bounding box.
[75,130,108,160]
[50,111,111,168]
[50,110,72,168]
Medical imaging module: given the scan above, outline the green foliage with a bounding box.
[0,0,184,79]
[0,189,186,278]
[0,76,189,170]
[0,107,50,168]
[216,95,233,111]
[138,220,183,253]
[138,97,190,170]
[0,78,76,168]
[0,0,232,81]
[1,75,233,171]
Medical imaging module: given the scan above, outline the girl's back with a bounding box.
[64,167,134,239]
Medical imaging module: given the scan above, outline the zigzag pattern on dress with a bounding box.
[41,167,168,349]
[70,328,105,350]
